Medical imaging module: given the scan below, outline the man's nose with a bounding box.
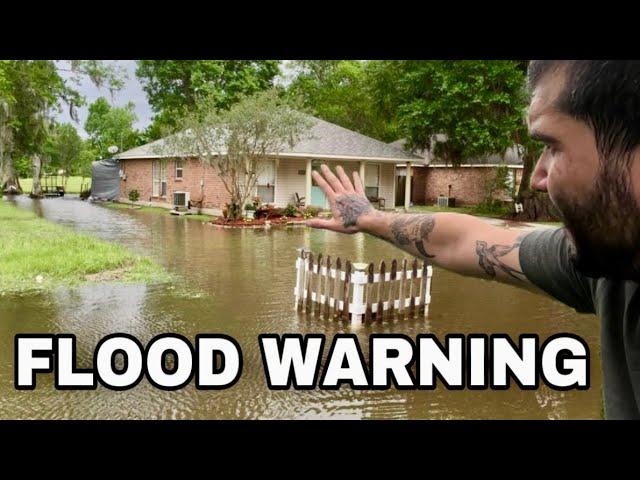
[530,156,549,192]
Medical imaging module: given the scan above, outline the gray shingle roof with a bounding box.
[117,115,421,163]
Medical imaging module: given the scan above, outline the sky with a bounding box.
[55,60,153,138]
[54,60,295,139]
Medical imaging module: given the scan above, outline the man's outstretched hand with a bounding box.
[305,164,380,234]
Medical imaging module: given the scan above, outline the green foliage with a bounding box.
[368,61,529,164]
[128,189,140,202]
[136,60,280,135]
[301,205,321,218]
[283,203,298,217]
[285,60,393,140]
[43,123,84,175]
[13,156,31,177]
[0,60,124,193]
[85,97,142,158]
[471,199,512,217]
[244,203,256,211]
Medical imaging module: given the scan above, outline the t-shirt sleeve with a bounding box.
[519,227,595,314]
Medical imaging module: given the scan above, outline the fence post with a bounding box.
[294,247,305,310]
[351,263,369,324]
[424,265,433,317]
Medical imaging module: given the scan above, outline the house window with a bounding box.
[152,160,167,197]
[365,164,380,199]
[256,160,276,204]
[175,160,184,179]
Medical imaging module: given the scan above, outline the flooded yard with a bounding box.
[0,196,602,419]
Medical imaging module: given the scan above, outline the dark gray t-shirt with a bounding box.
[520,227,640,419]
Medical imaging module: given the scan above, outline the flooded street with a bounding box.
[0,196,602,419]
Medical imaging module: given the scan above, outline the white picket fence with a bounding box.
[293,248,433,324]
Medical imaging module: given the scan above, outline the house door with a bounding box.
[310,161,327,207]
[257,160,276,204]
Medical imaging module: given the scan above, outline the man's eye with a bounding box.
[545,145,559,155]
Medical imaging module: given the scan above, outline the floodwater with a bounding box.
[0,196,602,419]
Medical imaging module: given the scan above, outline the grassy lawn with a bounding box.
[19,176,91,195]
[0,199,170,294]
[400,205,475,215]
[399,204,564,226]
[100,201,216,222]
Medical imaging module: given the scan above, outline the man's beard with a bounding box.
[552,164,640,281]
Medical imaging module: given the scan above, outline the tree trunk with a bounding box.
[30,154,43,198]
[1,154,22,194]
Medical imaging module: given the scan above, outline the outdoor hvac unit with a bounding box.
[173,191,190,211]
[437,196,449,208]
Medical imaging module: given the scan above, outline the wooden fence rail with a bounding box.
[293,248,433,324]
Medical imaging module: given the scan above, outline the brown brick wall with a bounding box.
[421,167,523,206]
[120,158,231,209]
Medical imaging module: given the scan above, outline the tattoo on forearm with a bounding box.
[335,195,373,227]
[390,214,436,259]
[475,235,526,281]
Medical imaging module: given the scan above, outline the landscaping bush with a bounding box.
[472,199,512,217]
[128,189,140,202]
[283,203,298,217]
[244,203,256,211]
[302,206,321,219]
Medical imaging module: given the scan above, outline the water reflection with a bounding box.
[0,196,602,419]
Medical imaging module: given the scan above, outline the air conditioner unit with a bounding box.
[173,191,190,211]
[436,196,456,208]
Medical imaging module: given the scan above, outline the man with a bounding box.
[306,60,640,419]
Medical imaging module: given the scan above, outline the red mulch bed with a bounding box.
[211,215,305,228]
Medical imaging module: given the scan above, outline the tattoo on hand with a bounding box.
[335,195,373,227]
[390,214,436,259]
[476,235,526,281]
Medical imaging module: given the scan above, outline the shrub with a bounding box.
[128,189,140,202]
[302,206,321,218]
[283,203,298,217]
[472,199,512,217]
[245,203,256,211]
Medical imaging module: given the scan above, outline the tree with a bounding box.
[367,60,556,220]
[136,60,281,138]
[165,89,313,220]
[0,60,124,195]
[373,61,527,165]
[285,60,392,140]
[84,97,141,158]
[44,123,84,179]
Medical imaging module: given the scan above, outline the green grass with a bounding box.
[19,176,91,195]
[401,204,564,225]
[536,221,564,227]
[0,199,171,294]
[400,205,475,215]
[100,201,216,222]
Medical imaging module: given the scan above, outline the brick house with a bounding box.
[115,117,422,215]
[390,139,524,206]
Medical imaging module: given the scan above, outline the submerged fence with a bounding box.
[293,248,433,324]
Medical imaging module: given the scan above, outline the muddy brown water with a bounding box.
[0,196,601,419]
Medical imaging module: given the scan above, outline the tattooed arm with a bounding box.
[306,164,540,289]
